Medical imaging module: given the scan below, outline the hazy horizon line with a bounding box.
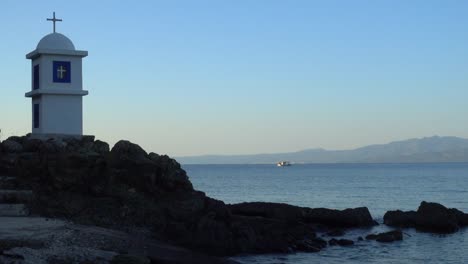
[176,135,466,158]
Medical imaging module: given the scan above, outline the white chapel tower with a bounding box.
[25,12,88,136]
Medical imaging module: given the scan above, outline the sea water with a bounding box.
[184,163,468,264]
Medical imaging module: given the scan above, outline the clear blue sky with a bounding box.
[1,0,467,156]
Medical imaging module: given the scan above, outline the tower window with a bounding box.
[33,104,40,128]
[33,65,39,90]
[53,61,71,83]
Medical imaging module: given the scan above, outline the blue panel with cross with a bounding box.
[53,61,71,83]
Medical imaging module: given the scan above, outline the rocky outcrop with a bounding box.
[229,202,377,228]
[384,201,468,233]
[6,134,468,260]
[109,140,193,193]
[365,230,403,243]
[303,207,377,227]
[0,135,380,257]
[0,136,384,261]
[328,238,354,246]
[0,139,23,153]
[326,229,345,237]
[383,210,419,228]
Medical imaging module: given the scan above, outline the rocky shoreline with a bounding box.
[1,135,467,263]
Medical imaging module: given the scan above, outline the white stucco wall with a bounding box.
[33,95,83,135]
[31,55,83,92]
[28,49,87,136]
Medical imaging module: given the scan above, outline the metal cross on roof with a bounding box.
[47,12,62,33]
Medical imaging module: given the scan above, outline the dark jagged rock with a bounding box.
[22,138,43,152]
[295,237,327,252]
[228,202,377,228]
[328,238,338,246]
[337,239,354,246]
[383,210,418,228]
[0,135,306,256]
[1,139,23,153]
[0,153,17,175]
[147,152,194,192]
[328,238,354,246]
[4,136,25,145]
[366,230,403,243]
[303,207,378,227]
[5,136,197,235]
[450,208,468,226]
[326,229,345,237]
[91,140,110,154]
[0,134,378,257]
[109,140,193,193]
[111,140,149,163]
[384,201,468,233]
[228,202,304,222]
[417,202,462,233]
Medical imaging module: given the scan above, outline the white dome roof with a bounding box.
[36,33,75,50]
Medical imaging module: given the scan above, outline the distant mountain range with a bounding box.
[176,136,468,164]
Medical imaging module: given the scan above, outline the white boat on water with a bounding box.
[277,161,291,167]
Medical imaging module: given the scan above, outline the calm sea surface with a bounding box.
[184,163,468,264]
